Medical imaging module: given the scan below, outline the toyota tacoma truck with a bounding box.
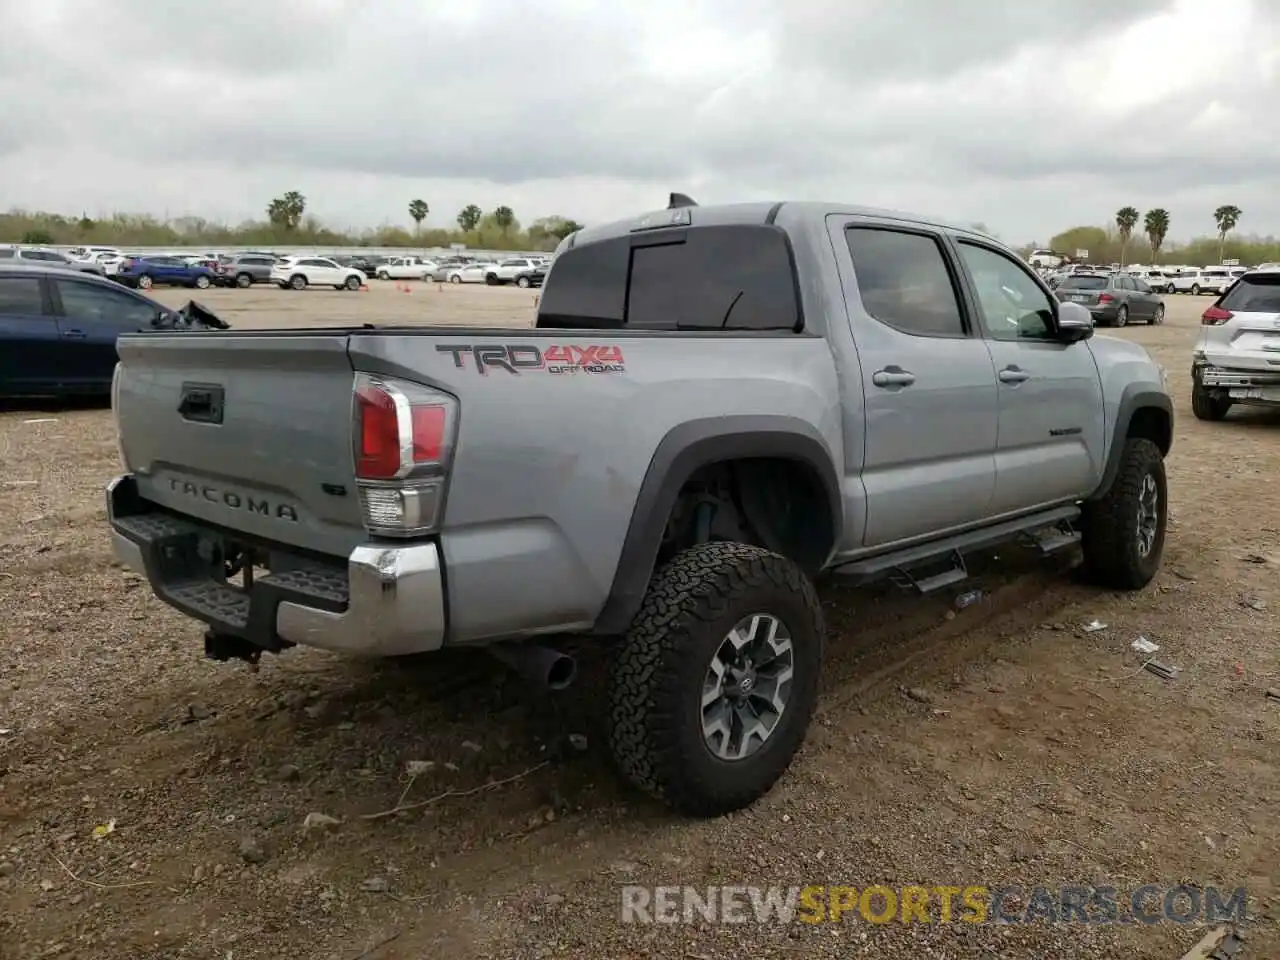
[105,196,1173,817]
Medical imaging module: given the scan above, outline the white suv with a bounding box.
[1191,268,1280,421]
[270,256,366,291]
[1170,268,1233,296]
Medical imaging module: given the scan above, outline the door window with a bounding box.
[845,228,966,337]
[956,241,1056,342]
[0,276,46,314]
[57,280,156,328]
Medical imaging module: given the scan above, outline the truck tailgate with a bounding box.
[114,332,364,557]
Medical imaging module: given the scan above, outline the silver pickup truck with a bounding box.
[106,196,1173,816]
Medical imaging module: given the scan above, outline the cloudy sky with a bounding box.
[1,0,1277,243]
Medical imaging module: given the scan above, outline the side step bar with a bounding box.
[833,505,1082,588]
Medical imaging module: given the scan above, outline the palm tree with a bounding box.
[1143,208,1170,263]
[1213,205,1241,262]
[408,199,429,234]
[1115,206,1139,267]
[457,204,482,233]
[493,206,515,235]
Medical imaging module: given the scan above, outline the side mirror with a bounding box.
[1056,302,1094,343]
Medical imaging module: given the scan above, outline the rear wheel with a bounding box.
[1191,379,1231,421]
[194,275,211,289]
[235,273,252,288]
[136,274,153,290]
[1151,304,1165,325]
[289,274,307,291]
[1191,284,1201,296]
[1080,438,1167,590]
[1114,305,1128,327]
[377,270,389,281]
[1165,283,1176,294]
[608,541,824,816]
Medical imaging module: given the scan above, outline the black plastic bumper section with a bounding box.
[109,477,349,652]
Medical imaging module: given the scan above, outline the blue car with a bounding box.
[0,265,178,397]
[116,254,216,291]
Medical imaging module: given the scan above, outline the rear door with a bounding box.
[831,218,999,546]
[51,277,160,388]
[0,274,59,392]
[952,239,1105,511]
[1200,273,1280,373]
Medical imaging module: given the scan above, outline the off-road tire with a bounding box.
[1191,382,1231,421]
[608,541,824,817]
[1080,438,1166,590]
[235,273,253,288]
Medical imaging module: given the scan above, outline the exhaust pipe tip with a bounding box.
[489,642,577,692]
[544,652,576,691]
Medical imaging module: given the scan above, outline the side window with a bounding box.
[1135,279,1152,294]
[0,248,15,258]
[57,281,156,327]
[845,227,966,337]
[955,241,1055,342]
[0,276,45,314]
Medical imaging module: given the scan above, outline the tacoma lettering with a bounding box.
[169,478,298,521]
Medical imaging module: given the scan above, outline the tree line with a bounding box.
[2,190,585,252]
[1036,205,1266,267]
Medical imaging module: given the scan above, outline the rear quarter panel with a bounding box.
[348,330,841,643]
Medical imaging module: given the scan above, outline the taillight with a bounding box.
[352,373,457,536]
[1201,306,1233,325]
[1097,293,1115,304]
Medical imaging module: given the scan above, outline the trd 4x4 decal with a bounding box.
[436,344,626,375]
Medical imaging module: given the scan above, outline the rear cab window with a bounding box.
[537,224,801,331]
[1220,274,1280,313]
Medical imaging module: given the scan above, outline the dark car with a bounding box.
[1054,272,1165,327]
[216,253,279,288]
[0,265,174,396]
[345,255,387,276]
[512,266,547,288]
[116,255,216,291]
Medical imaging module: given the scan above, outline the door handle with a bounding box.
[871,367,916,388]
[998,366,1030,384]
[61,329,87,339]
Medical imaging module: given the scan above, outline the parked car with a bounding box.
[0,246,105,275]
[344,255,388,276]
[375,256,438,281]
[427,261,462,281]
[116,255,216,290]
[1169,268,1232,296]
[104,198,1172,816]
[512,265,547,288]
[270,256,365,291]
[484,257,545,285]
[445,263,492,284]
[217,253,279,288]
[0,265,184,397]
[1191,268,1280,421]
[1055,272,1164,326]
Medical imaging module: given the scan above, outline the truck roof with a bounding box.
[567,199,983,248]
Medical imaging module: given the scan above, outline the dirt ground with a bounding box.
[0,284,1277,960]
